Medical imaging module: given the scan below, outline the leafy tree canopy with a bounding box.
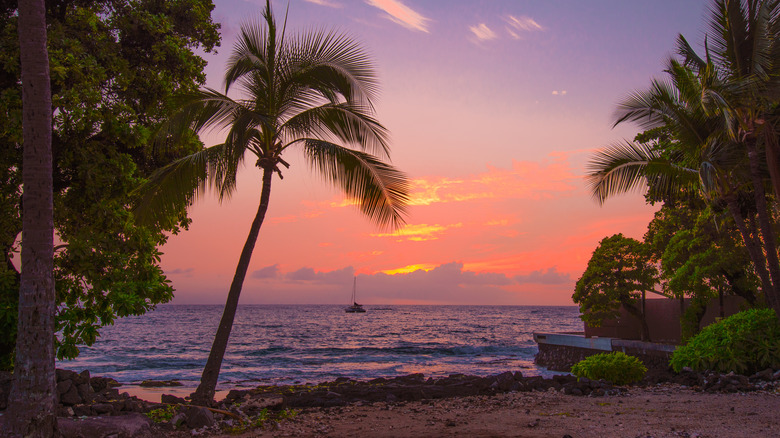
[573,234,658,339]
[0,0,219,367]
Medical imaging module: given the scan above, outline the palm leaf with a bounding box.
[586,141,699,204]
[281,102,390,157]
[133,143,234,227]
[303,140,409,230]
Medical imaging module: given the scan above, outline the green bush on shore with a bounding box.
[571,351,647,385]
[669,308,780,374]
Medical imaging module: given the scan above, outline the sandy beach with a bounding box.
[181,384,780,438]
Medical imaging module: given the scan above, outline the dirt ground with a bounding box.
[215,384,780,438]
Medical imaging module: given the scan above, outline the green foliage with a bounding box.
[670,309,780,374]
[646,203,758,308]
[145,404,178,423]
[680,297,709,341]
[0,0,219,364]
[277,408,299,420]
[225,408,300,434]
[570,352,647,385]
[573,234,657,328]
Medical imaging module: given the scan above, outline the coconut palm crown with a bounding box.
[136,0,409,405]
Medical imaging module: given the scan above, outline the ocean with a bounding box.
[57,305,581,391]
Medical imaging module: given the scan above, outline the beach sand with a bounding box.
[188,384,780,437]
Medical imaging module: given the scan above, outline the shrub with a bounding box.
[145,404,178,423]
[670,308,780,374]
[570,351,647,385]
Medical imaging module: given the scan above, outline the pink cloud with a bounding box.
[366,0,430,32]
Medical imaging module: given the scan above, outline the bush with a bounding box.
[570,351,647,385]
[670,308,780,374]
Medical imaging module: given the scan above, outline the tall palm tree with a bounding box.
[136,1,409,405]
[587,0,780,316]
[679,0,780,308]
[3,0,58,436]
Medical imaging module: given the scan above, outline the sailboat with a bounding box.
[345,276,366,313]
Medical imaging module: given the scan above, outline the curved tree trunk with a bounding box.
[191,167,274,406]
[726,195,774,303]
[3,0,58,436]
[746,140,780,313]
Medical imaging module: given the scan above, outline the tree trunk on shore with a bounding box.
[2,0,58,436]
[191,167,274,406]
[746,140,780,313]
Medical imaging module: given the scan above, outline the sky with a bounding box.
[161,0,712,306]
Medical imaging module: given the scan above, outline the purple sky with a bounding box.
[161,0,711,305]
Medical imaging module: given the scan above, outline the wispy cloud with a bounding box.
[469,23,497,41]
[167,268,194,277]
[371,222,463,242]
[304,0,342,7]
[406,159,577,207]
[552,90,567,96]
[366,0,430,32]
[286,266,355,283]
[251,264,279,279]
[514,267,570,284]
[504,15,544,39]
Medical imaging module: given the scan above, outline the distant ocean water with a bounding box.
[57,305,582,390]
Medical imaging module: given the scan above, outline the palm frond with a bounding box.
[676,34,708,70]
[586,141,699,204]
[282,103,390,157]
[303,140,409,230]
[285,28,381,108]
[225,20,271,94]
[133,144,234,227]
[155,89,245,150]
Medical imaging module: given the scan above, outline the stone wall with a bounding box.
[535,337,674,372]
[584,296,746,343]
[535,342,603,372]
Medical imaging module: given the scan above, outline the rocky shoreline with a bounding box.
[1,367,779,437]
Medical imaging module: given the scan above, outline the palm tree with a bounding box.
[678,0,780,309]
[587,0,780,316]
[136,1,409,405]
[3,0,58,436]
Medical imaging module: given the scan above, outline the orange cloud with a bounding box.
[381,263,437,274]
[406,158,577,207]
[370,223,463,241]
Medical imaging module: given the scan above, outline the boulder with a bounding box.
[61,384,83,406]
[161,394,186,404]
[56,369,79,383]
[91,403,115,415]
[184,406,215,428]
[76,382,93,404]
[91,376,121,392]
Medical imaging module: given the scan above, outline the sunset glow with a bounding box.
[159,0,711,306]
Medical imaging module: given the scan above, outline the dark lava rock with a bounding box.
[139,379,183,388]
[91,376,121,392]
[161,393,187,404]
[184,405,215,428]
[61,384,83,406]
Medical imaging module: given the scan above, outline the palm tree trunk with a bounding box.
[191,167,274,406]
[726,195,774,303]
[3,0,58,436]
[746,140,780,313]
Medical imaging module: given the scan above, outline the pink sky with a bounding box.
[161,0,711,305]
